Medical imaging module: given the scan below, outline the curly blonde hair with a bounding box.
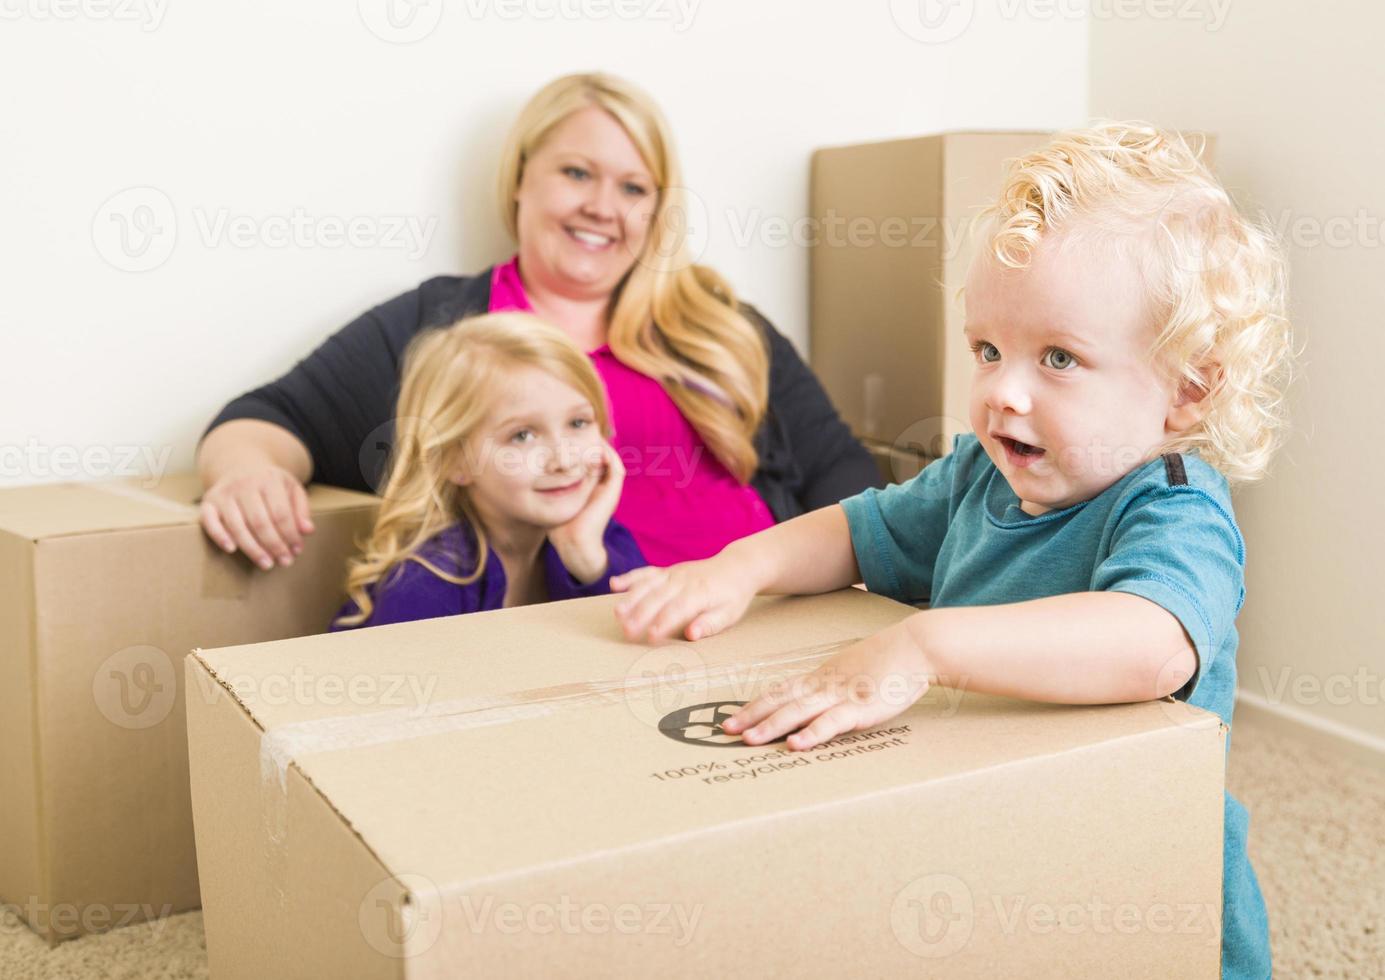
[333,312,611,629]
[497,72,769,483]
[980,122,1294,483]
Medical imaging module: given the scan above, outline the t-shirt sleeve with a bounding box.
[1091,485,1246,701]
[838,445,960,604]
[199,287,425,493]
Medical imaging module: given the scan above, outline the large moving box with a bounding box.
[0,473,377,942]
[187,589,1227,978]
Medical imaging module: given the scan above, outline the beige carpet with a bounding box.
[3,711,1381,978]
[1225,713,1385,978]
[0,904,207,980]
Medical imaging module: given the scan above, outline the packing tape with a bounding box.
[253,637,863,845]
[86,481,253,600]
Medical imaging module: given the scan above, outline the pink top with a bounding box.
[488,257,774,565]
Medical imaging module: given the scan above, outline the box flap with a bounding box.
[0,473,375,541]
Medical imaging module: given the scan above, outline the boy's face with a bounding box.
[450,365,606,534]
[964,232,1185,517]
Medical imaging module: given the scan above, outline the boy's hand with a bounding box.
[611,555,759,643]
[722,619,934,751]
[548,442,624,584]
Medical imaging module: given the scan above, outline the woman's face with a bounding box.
[514,105,659,300]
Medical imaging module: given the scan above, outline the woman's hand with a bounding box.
[548,442,625,584]
[199,463,315,570]
[611,552,761,643]
[721,618,935,751]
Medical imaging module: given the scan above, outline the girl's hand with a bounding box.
[548,441,625,584]
[721,619,935,751]
[199,463,314,570]
[611,555,759,643]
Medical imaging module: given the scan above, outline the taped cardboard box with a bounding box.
[0,473,378,943]
[186,589,1227,978]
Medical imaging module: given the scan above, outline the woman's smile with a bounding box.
[564,225,618,250]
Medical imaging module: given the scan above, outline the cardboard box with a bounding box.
[0,473,377,943]
[810,130,1217,459]
[810,131,1054,455]
[186,589,1227,978]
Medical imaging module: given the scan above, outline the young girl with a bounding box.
[610,124,1290,979]
[331,312,646,630]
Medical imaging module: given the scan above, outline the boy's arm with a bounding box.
[733,503,860,595]
[725,591,1198,749]
[611,504,859,642]
[913,591,1198,703]
[613,439,968,643]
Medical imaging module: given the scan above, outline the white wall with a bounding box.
[1,0,1087,488]
[1091,0,1385,748]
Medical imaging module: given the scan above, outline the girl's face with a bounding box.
[451,365,607,533]
[964,232,1193,517]
[513,105,659,301]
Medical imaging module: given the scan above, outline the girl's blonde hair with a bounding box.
[333,312,611,629]
[497,71,769,482]
[979,122,1294,483]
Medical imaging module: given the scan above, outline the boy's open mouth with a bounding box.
[1002,437,1041,465]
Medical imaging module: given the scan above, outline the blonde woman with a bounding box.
[330,312,646,629]
[197,72,878,572]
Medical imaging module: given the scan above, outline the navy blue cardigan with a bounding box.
[203,270,882,523]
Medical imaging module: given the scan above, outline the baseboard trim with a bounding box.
[1235,689,1385,770]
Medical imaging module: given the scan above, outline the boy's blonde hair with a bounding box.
[497,71,769,483]
[980,122,1293,483]
[333,312,611,628]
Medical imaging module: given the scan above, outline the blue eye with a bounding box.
[570,417,592,430]
[970,341,1000,363]
[510,428,534,444]
[563,166,590,181]
[622,181,649,197]
[1044,348,1077,370]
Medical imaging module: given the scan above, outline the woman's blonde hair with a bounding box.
[979,122,1294,483]
[333,312,611,628]
[497,72,769,482]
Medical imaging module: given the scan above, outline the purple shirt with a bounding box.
[329,519,646,630]
[489,257,776,566]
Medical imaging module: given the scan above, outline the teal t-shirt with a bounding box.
[839,432,1270,979]
[840,432,1244,724]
